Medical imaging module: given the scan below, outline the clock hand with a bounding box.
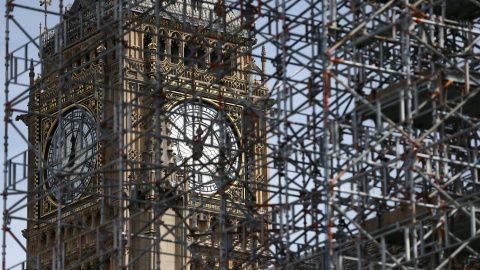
[67,132,77,168]
[192,123,217,160]
[224,130,231,157]
[191,126,204,160]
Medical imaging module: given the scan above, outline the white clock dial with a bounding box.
[169,102,239,194]
[44,108,98,203]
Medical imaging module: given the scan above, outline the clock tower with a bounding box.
[25,0,270,269]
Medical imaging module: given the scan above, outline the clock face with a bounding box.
[44,108,98,204]
[169,102,240,194]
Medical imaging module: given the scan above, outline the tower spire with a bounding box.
[39,0,51,39]
[261,45,266,85]
[29,59,35,86]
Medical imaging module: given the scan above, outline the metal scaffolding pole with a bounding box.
[4,0,480,269]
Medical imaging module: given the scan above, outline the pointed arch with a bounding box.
[171,32,181,64]
[143,27,154,59]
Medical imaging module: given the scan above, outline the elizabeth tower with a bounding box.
[23,0,270,269]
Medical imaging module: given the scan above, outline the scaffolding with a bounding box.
[4,0,480,269]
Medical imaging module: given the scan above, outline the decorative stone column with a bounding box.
[261,45,266,86]
[148,42,157,80]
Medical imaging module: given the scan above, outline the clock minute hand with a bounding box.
[67,133,77,168]
[199,123,217,153]
[191,123,214,160]
[200,123,215,144]
[191,128,204,161]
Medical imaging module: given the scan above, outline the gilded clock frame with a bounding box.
[38,100,101,219]
[165,92,246,203]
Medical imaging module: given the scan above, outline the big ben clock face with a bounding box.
[169,102,240,195]
[44,108,98,204]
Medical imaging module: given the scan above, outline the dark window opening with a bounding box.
[171,41,180,64]
[198,48,207,69]
[229,56,236,76]
[192,0,201,11]
[144,34,153,59]
[159,38,167,60]
[210,50,219,67]
[222,52,234,76]
[112,40,117,60]
[40,233,46,246]
[184,42,195,68]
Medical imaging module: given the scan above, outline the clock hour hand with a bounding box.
[67,133,77,168]
[200,124,215,144]
[192,123,216,160]
[191,126,205,160]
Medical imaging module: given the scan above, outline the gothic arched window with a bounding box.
[184,42,195,68]
[229,53,236,77]
[85,50,90,64]
[210,48,219,67]
[191,0,201,11]
[111,39,117,60]
[198,47,208,69]
[171,40,180,64]
[143,33,153,59]
[159,38,167,61]
[222,47,235,77]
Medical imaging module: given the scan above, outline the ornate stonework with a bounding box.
[26,0,269,269]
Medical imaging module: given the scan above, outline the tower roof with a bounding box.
[65,0,244,35]
[40,0,251,54]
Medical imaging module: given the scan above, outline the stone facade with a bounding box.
[24,0,269,269]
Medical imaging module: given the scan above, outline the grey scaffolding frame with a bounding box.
[4,0,480,269]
